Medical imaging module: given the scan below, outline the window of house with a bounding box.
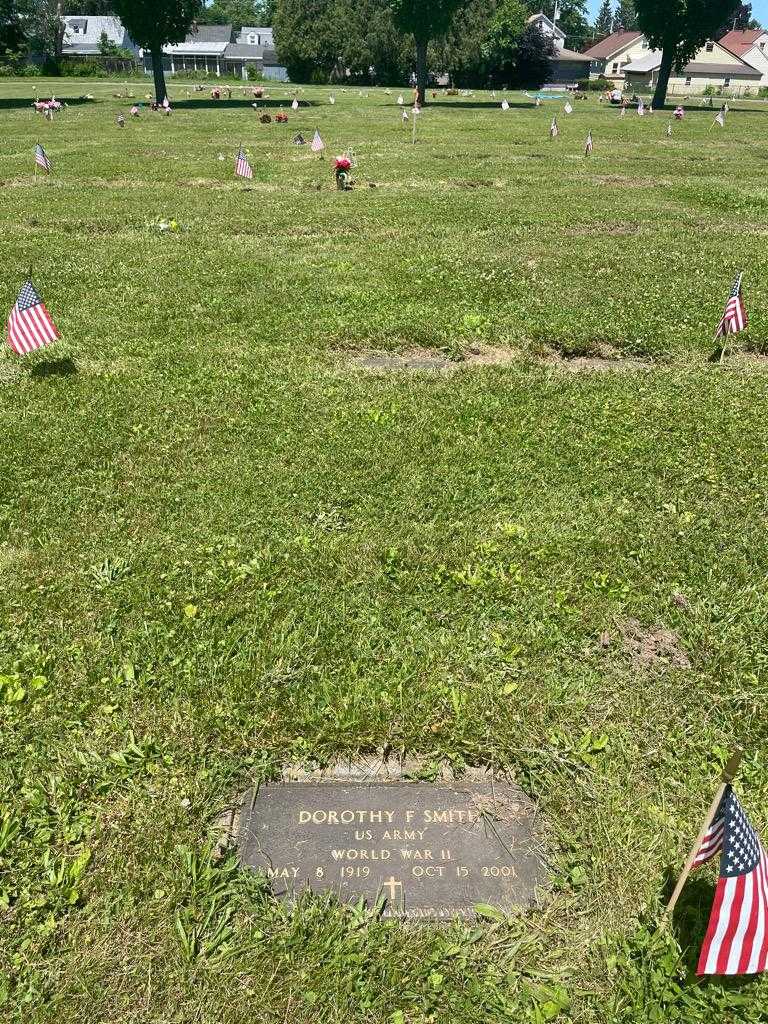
[724,77,731,86]
[641,39,648,49]
[248,33,257,44]
[705,41,714,52]
[685,76,692,86]
[612,62,619,73]
[760,42,765,51]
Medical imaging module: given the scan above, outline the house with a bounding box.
[140,23,287,80]
[582,30,649,82]
[623,38,762,96]
[527,11,593,85]
[62,15,137,57]
[719,28,768,86]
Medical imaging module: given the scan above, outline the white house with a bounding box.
[141,23,287,80]
[583,30,649,82]
[62,15,137,56]
[527,11,593,84]
[623,38,762,96]
[718,28,768,86]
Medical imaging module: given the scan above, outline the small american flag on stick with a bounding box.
[235,146,253,179]
[549,116,558,138]
[311,129,325,154]
[715,273,747,339]
[694,786,768,975]
[35,143,50,173]
[584,130,593,156]
[6,279,60,355]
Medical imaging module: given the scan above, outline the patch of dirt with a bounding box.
[563,221,644,237]
[590,174,671,188]
[612,618,691,672]
[543,346,651,372]
[349,345,518,371]
[453,179,501,189]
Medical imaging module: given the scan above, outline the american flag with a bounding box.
[6,279,60,355]
[117,113,125,127]
[550,116,558,138]
[694,787,768,975]
[235,147,253,179]
[311,130,325,153]
[501,99,509,111]
[715,110,726,127]
[564,101,573,114]
[620,105,626,118]
[34,143,50,173]
[715,273,748,338]
[666,122,672,137]
[585,130,593,156]
[638,98,645,116]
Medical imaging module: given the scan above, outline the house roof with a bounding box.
[222,42,265,59]
[625,50,761,77]
[186,23,233,43]
[623,51,662,72]
[62,15,130,49]
[683,61,761,76]
[718,28,767,55]
[555,47,593,63]
[582,30,643,60]
[164,40,230,55]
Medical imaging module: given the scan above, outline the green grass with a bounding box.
[2,77,768,1022]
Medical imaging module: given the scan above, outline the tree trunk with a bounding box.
[415,37,427,106]
[151,47,167,105]
[54,1,65,61]
[651,47,674,109]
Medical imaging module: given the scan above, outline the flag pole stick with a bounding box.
[664,749,744,920]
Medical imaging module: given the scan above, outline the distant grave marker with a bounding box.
[235,774,544,921]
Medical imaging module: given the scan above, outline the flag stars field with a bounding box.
[2,76,768,1023]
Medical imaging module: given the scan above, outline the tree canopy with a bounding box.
[593,0,613,37]
[197,0,274,31]
[112,0,201,101]
[634,0,740,107]
[390,0,470,102]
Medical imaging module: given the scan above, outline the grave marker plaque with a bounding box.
[237,779,543,920]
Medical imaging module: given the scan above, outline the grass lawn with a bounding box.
[2,77,768,1022]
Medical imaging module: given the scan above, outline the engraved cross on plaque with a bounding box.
[382,876,403,904]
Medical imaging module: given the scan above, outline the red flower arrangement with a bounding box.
[334,155,353,190]
[275,112,289,123]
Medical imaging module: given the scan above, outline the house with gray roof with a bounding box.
[62,15,138,56]
[140,22,287,81]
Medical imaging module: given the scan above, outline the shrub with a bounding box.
[576,77,609,92]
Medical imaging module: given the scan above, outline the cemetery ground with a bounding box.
[1,77,768,1022]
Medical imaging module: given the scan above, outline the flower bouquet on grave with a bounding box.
[260,113,272,123]
[275,111,289,123]
[333,155,353,190]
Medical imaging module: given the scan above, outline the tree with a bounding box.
[0,0,25,55]
[594,0,613,37]
[484,0,527,83]
[390,0,470,105]
[634,0,740,108]
[198,0,273,31]
[614,0,637,29]
[715,3,758,38]
[112,0,201,102]
[511,21,555,85]
[20,0,66,61]
[272,0,340,82]
[437,0,497,87]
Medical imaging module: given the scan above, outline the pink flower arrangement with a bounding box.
[275,112,288,123]
[334,156,352,172]
[33,99,61,114]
